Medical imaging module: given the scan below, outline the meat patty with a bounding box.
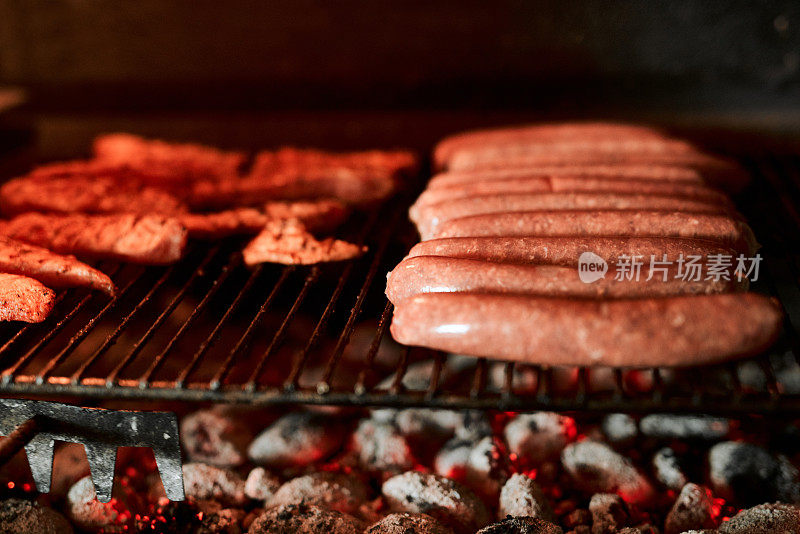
[0,213,188,264]
[0,274,56,323]
[405,236,738,267]
[413,192,731,239]
[263,199,349,233]
[242,220,365,266]
[0,236,116,295]
[385,256,737,303]
[390,293,783,367]
[433,210,757,254]
[0,173,187,217]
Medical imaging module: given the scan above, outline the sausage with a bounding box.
[413,193,731,240]
[386,256,737,304]
[412,176,730,214]
[406,236,739,266]
[428,165,706,190]
[390,292,783,367]
[433,122,677,169]
[433,210,758,254]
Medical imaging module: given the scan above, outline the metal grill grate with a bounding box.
[1,153,800,415]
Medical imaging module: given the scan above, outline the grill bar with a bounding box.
[0,153,798,414]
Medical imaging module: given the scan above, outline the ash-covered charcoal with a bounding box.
[652,448,688,491]
[505,413,576,464]
[382,471,490,534]
[717,502,800,533]
[0,498,73,534]
[366,512,455,534]
[66,476,127,532]
[664,484,717,534]
[476,516,564,534]
[498,473,556,522]
[248,412,344,468]
[182,463,247,507]
[244,468,281,502]
[247,503,365,534]
[181,409,252,468]
[561,441,655,506]
[434,437,474,479]
[589,493,629,534]
[394,409,462,444]
[601,414,638,447]
[708,441,800,506]
[455,410,494,441]
[351,418,415,473]
[616,527,659,534]
[199,507,246,534]
[639,415,729,441]
[267,472,369,515]
[465,436,512,501]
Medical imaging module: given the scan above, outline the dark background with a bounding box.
[1,1,799,156]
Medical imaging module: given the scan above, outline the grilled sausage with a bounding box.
[0,236,116,295]
[0,274,56,323]
[413,193,731,240]
[412,176,730,215]
[390,293,783,367]
[433,210,758,254]
[0,213,188,264]
[386,256,736,304]
[406,236,739,266]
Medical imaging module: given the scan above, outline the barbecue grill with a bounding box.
[0,146,797,416]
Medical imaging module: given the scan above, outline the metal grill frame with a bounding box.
[0,151,799,415]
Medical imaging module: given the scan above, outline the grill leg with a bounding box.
[85,443,118,503]
[25,434,55,494]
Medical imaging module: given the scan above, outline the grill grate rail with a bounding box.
[0,153,800,414]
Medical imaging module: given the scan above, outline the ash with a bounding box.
[2,408,800,533]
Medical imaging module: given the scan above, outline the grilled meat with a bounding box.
[92,133,246,186]
[0,273,56,323]
[189,167,396,209]
[0,172,186,216]
[242,220,365,265]
[0,236,115,295]
[0,213,187,265]
[181,200,349,239]
[262,199,349,233]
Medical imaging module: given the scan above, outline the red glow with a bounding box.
[6,482,13,489]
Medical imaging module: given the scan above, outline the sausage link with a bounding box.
[386,256,737,304]
[414,193,730,239]
[390,293,782,367]
[433,210,758,254]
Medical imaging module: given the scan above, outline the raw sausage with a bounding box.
[406,236,739,266]
[386,256,737,304]
[433,210,758,254]
[390,292,783,367]
[413,193,731,239]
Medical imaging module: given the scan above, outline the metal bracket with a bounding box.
[0,398,184,502]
